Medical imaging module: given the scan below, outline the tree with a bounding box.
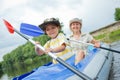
[1,34,52,77]
[115,8,120,21]
[0,62,4,77]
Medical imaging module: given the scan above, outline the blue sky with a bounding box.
[0,0,120,60]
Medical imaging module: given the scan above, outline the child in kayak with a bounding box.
[35,18,74,64]
[68,18,100,65]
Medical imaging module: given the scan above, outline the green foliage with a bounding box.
[0,62,4,77]
[109,29,120,42]
[115,8,120,21]
[33,35,50,46]
[94,34,105,40]
[24,58,33,65]
[94,29,120,43]
[1,35,52,77]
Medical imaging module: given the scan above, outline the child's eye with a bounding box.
[46,29,49,31]
[46,26,56,31]
[51,26,56,29]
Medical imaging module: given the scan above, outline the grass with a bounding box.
[93,29,120,43]
[109,29,120,42]
[94,34,106,40]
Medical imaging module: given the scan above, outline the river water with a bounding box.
[109,41,120,80]
[0,41,120,80]
[0,74,10,80]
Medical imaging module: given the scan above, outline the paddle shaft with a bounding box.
[67,38,120,54]
[100,46,120,53]
[14,29,92,80]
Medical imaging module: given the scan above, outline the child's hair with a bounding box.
[39,18,61,31]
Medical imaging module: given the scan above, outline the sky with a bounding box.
[0,0,120,61]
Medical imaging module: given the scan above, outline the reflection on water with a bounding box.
[0,74,12,80]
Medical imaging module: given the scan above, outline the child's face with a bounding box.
[70,22,81,32]
[45,24,59,39]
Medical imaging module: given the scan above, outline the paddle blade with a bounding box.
[20,23,44,37]
[3,19,14,33]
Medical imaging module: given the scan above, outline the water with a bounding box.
[109,41,120,80]
[0,74,11,80]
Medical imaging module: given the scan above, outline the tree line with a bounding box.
[0,35,52,77]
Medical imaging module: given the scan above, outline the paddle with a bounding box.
[20,23,120,54]
[3,19,92,80]
[67,38,120,53]
[20,23,44,37]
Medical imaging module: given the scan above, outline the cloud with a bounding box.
[69,0,120,32]
[0,0,28,12]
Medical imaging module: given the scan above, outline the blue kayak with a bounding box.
[13,44,113,80]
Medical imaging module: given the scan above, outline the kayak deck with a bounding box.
[13,44,113,80]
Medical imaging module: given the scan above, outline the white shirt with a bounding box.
[69,33,93,54]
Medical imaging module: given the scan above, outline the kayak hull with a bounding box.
[67,45,113,80]
[13,44,113,80]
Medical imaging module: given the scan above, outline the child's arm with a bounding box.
[35,41,44,55]
[45,43,66,53]
[86,33,100,48]
[51,43,66,53]
[91,39,100,48]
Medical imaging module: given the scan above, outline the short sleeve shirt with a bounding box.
[44,33,74,64]
[70,33,93,54]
